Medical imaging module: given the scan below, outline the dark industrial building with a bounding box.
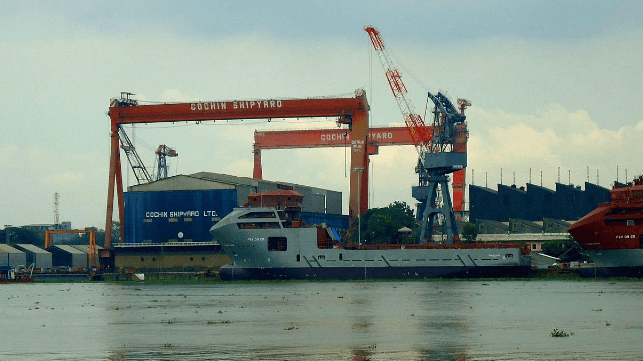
[470,182,610,223]
[0,244,26,267]
[15,244,52,270]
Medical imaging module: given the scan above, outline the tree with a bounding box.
[461,223,478,243]
[1,227,44,247]
[352,201,415,244]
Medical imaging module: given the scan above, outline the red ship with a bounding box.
[568,176,643,277]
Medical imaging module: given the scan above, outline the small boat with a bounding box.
[0,264,35,283]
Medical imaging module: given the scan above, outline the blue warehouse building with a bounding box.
[124,172,345,244]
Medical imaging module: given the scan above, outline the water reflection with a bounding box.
[3,281,643,360]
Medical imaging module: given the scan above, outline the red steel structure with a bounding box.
[106,91,369,248]
[365,26,469,215]
[253,125,469,213]
[252,126,412,178]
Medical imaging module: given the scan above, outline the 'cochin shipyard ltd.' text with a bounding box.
[145,210,219,218]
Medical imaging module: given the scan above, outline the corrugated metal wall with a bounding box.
[124,189,238,244]
[471,182,610,222]
[0,245,27,267]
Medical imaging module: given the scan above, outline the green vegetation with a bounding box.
[550,328,572,337]
[1,227,45,247]
[461,222,478,242]
[350,201,416,244]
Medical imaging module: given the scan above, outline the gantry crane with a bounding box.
[365,26,468,244]
[252,126,413,178]
[154,144,178,180]
[106,90,369,249]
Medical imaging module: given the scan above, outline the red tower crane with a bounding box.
[365,26,468,243]
[105,91,369,249]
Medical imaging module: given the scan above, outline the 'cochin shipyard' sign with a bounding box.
[145,210,220,219]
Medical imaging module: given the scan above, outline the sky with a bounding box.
[1,0,642,230]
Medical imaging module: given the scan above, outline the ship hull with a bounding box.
[219,264,531,281]
[579,249,643,277]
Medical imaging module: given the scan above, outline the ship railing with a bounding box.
[114,241,220,248]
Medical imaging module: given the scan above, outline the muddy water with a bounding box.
[1,280,643,360]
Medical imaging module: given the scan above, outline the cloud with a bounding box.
[1,5,642,229]
[467,104,643,189]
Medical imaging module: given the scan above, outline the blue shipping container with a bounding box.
[124,189,238,244]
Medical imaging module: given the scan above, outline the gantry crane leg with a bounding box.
[413,174,459,245]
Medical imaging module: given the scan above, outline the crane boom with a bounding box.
[365,26,468,244]
[365,26,433,153]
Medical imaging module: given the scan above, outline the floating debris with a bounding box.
[551,328,571,337]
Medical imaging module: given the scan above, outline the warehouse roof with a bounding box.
[69,245,103,253]
[50,245,85,254]
[15,244,50,254]
[0,244,23,254]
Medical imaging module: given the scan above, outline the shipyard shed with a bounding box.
[15,244,52,270]
[0,244,27,267]
[124,172,343,244]
[70,245,103,268]
[49,245,87,269]
[470,182,610,223]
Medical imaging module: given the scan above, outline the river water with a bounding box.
[1,280,643,360]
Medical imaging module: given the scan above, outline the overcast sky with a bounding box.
[1,0,642,230]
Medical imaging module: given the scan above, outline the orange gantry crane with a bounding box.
[252,126,413,178]
[106,91,369,248]
[252,124,469,215]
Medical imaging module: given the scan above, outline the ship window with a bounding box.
[339,253,343,261]
[239,211,277,219]
[506,253,514,258]
[238,222,281,229]
[627,220,634,226]
[268,237,287,251]
[296,254,300,262]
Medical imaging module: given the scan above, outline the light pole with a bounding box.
[353,167,364,245]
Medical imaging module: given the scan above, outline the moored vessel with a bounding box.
[210,190,532,280]
[568,176,643,277]
[0,265,35,283]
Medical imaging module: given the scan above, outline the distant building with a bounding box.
[0,244,26,267]
[470,182,610,223]
[14,244,52,270]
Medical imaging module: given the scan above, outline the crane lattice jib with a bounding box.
[365,26,432,154]
[117,125,152,184]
